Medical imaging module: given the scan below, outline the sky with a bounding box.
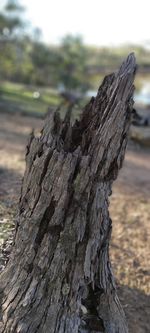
[9,0,150,46]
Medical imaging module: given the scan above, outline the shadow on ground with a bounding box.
[118,285,150,333]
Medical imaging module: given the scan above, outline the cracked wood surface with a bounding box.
[0,54,137,333]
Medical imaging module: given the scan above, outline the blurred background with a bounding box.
[0,1,149,332]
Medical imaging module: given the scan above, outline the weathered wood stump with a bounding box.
[0,54,137,333]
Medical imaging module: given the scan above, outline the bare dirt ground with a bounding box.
[0,112,150,332]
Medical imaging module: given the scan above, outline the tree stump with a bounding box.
[0,54,137,333]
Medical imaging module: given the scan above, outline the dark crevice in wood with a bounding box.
[52,111,62,136]
[34,197,56,248]
[80,283,105,332]
[30,149,54,215]
[25,131,34,157]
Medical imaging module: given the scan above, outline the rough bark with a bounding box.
[0,54,137,333]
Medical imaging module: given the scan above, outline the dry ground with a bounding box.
[0,112,149,332]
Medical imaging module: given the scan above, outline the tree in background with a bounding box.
[0,2,90,91]
[58,35,90,94]
[0,0,27,80]
[30,42,60,86]
[0,0,24,39]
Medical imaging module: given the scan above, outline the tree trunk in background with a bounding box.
[0,54,137,333]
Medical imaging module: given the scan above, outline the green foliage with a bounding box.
[58,35,90,92]
[0,0,27,82]
[30,42,60,86]
[0,0,24,38]
[5,0,24,12]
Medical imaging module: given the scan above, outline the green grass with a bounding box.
[0,81,61,117]
[1,75,149,119]
[0,81,88,120]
